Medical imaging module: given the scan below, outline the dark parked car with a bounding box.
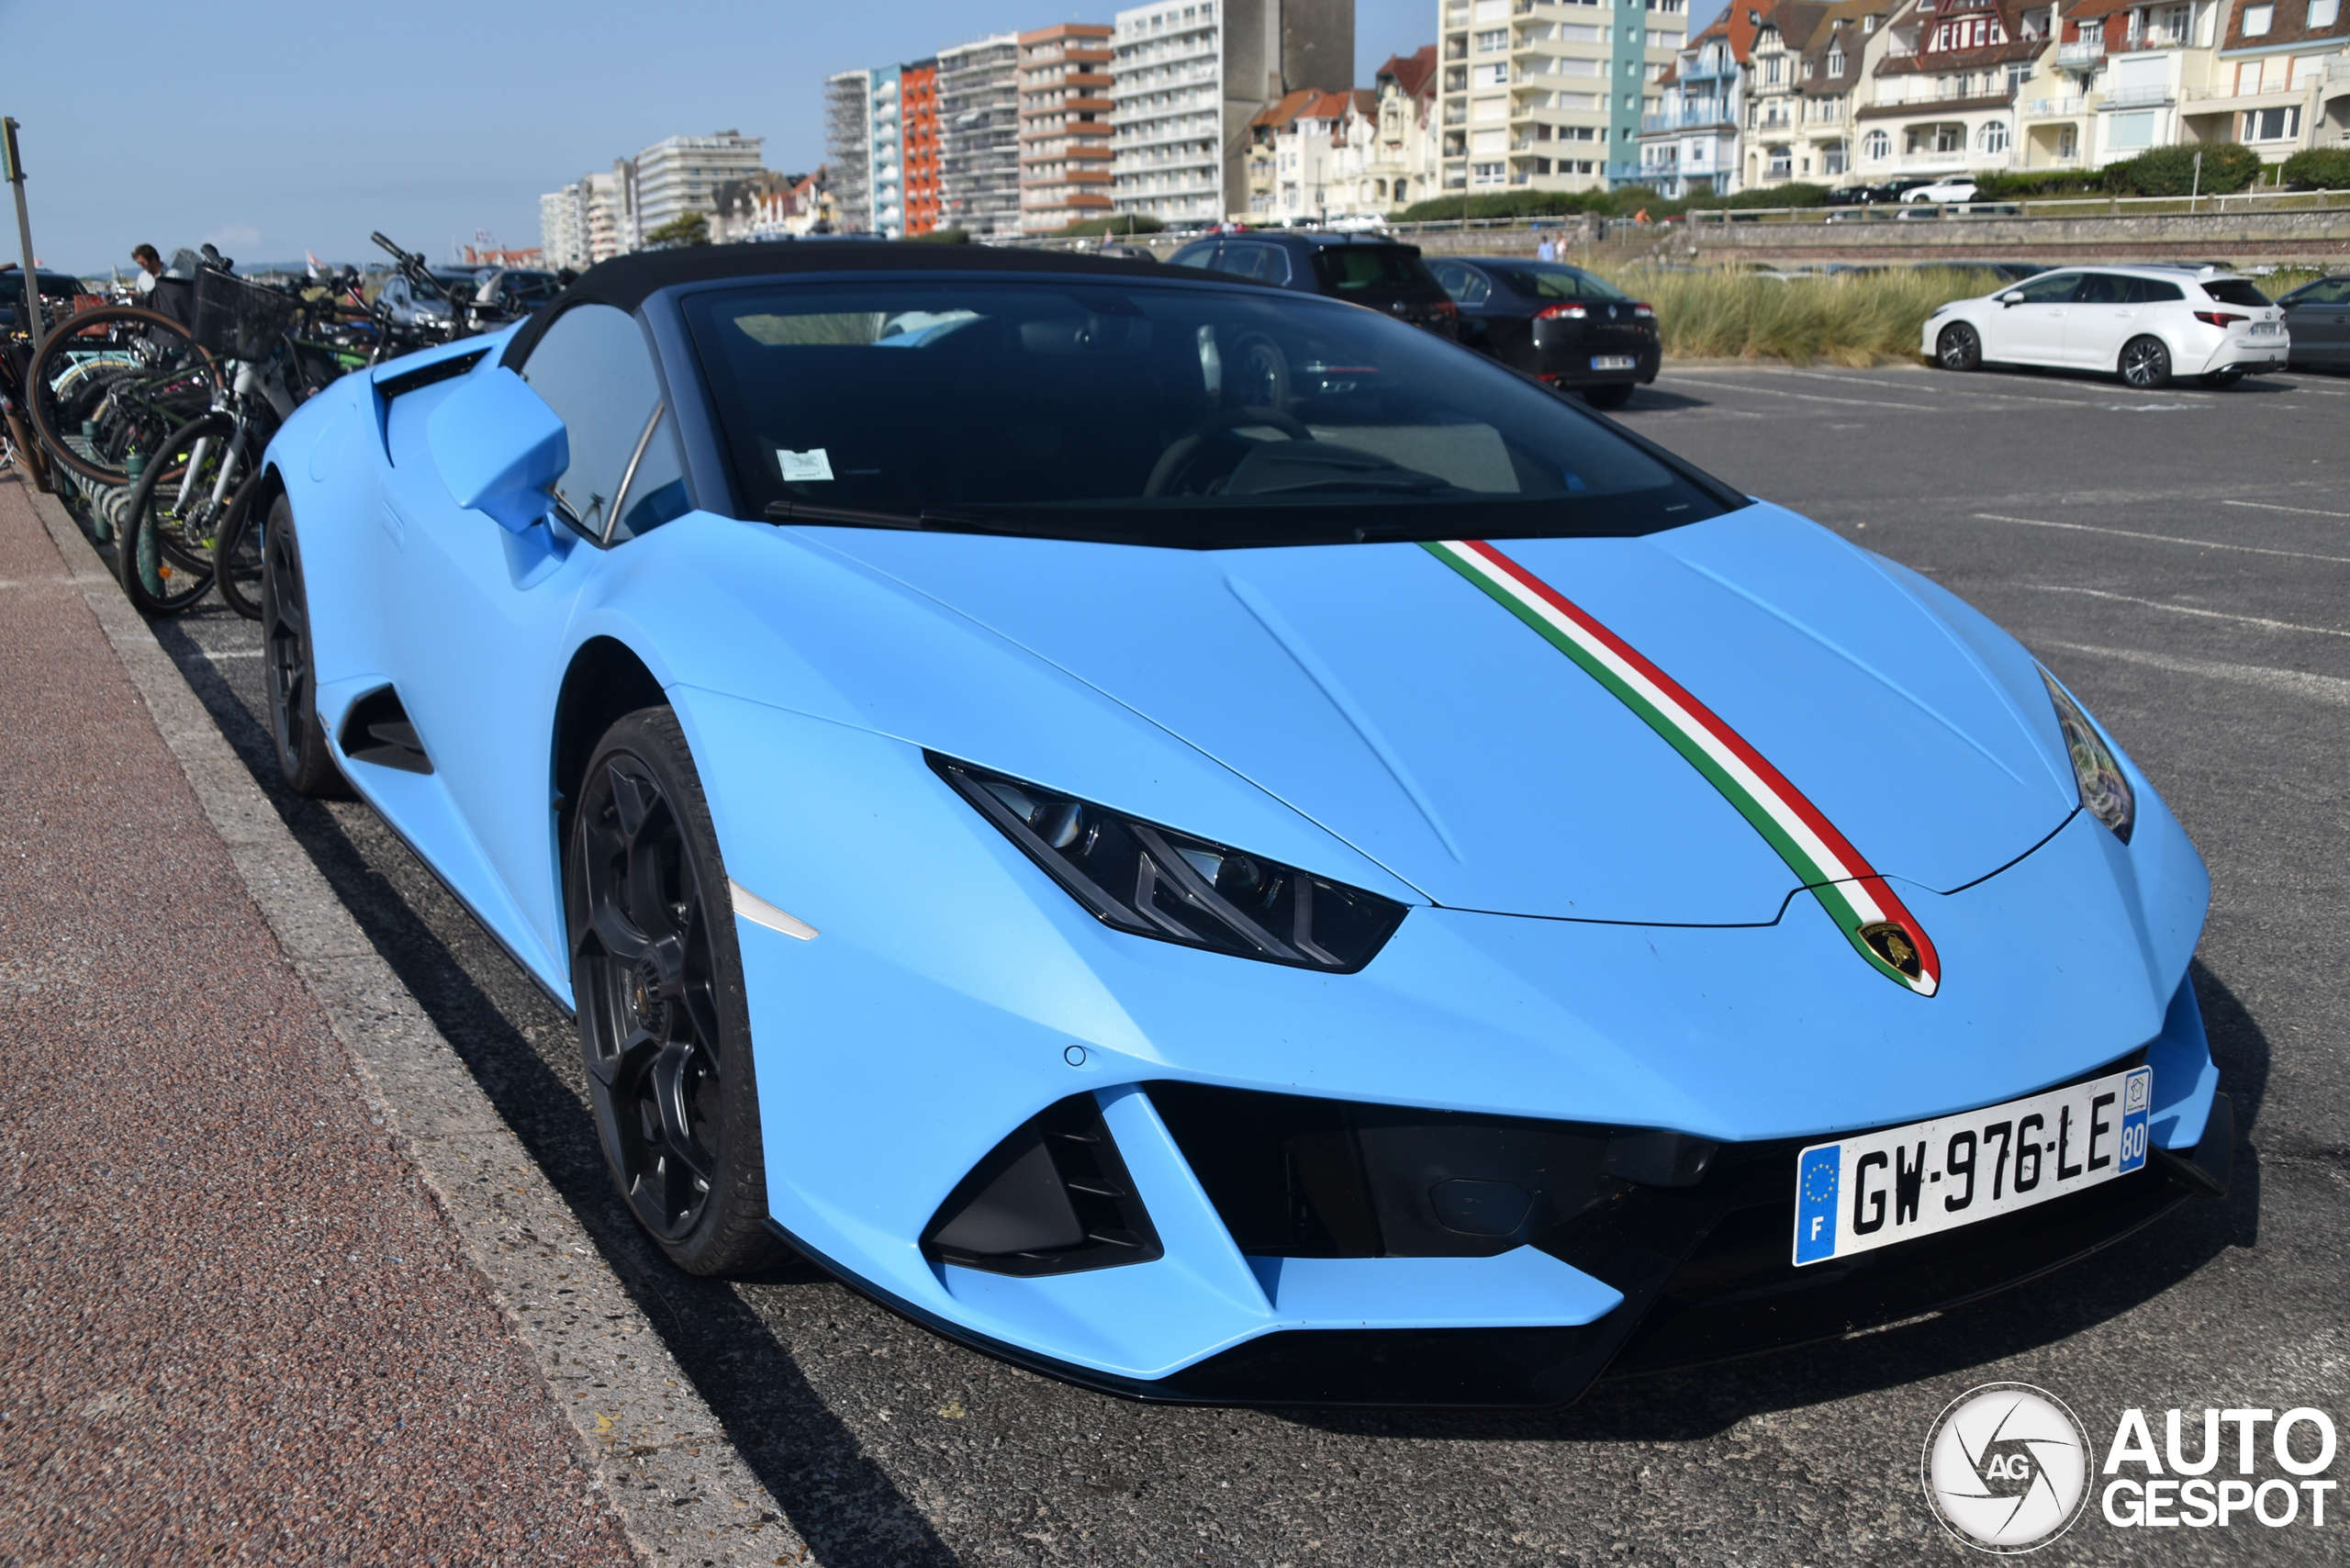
[0,266,92,330]
[2277,274,2350,369]
[1166,232,1460,339]
[1425,256,1659,408]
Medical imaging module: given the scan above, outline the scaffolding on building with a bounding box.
[824,71,874,234]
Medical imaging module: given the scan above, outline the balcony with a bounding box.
[1642,104,1735,132]
[2056,42,2104,69]
[2103,84,2174,108]
[1681,60,1739,83]
[2020,95,2087,118]
[1606,161,1648,182]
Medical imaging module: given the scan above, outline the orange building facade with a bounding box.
[901,61,944,236]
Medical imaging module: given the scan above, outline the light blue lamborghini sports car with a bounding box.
[255,244,2230,1406]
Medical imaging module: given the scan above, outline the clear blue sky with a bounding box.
[1,0,1720,274]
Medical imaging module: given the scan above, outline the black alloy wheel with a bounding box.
[1936,321,1982,372]
[2119,334,2172,389]
[259,495,350,798]
[569,708,787,1276]
[1582,383,1635,409]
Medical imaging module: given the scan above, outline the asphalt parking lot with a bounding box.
[149,356,2347,1566]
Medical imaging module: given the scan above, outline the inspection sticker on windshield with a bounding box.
[778,447,834,482]
[1792,1065,2151,1266]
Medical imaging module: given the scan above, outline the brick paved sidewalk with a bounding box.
[0,474,639,1563]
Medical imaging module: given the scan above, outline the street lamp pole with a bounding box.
[4,118,47,354]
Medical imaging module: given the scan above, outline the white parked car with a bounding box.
[1922,264,2288,388]
[1903,178,1978,203]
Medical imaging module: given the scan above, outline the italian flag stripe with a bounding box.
[1424,540,1941,996]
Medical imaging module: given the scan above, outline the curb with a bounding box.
[27,485,812,1568]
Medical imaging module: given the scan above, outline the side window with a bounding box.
[2015,272,2082,304]
[520,304,688,544]
[1439,264,1492,307]
[1168,243,1220,270]
[2306,279,2350,305]
[2074,274,2128,304]
[1216,242,1291,285]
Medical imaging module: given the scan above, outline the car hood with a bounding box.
[784,505,2079,924]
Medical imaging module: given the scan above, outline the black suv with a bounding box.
[1165,232,1460,340]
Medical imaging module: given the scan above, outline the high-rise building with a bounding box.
[538,163,639,268]
[1111,0,1356,226]
[1018,23,1118,233]
[902,61,944,235]
[1437,0,1687,196]
[633,131,766,241]
[825,70,875,232]
[939,34,1024,239]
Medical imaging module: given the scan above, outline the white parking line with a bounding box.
[2027,585,2350,639]
[1653,377,1940,411]
[2042,640,2350,706]
[2223,498,2350,521]
[1975,513,2350,566]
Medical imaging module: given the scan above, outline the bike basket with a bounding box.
[191,269,300,361]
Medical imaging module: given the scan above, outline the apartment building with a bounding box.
[537,163,638,268]
[634,132,766,241]
[1789,2,1899,183]
[1849,0,2052,185]
[2198,0,2350,156]
[1245,88,1379,216]
[1019,23,1118,233]
[1360,46,1444,207]
[1110,0,1355,226]
[1639,6,1762,195]
[903,62,944,236]
[1438,0,1688,196]
[823,71,876,232]
[940,35,1024,239]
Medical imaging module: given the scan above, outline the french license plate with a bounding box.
[2249,322,2281,336]
[1792,1066,2152,1266]
[1590,354,1636,371]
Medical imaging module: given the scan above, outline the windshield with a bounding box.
[678,278,1735,548]
[2199,278,2272,308]
[1483,262,1628,301]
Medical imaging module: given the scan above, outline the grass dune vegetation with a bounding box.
[1595,266,2003,365]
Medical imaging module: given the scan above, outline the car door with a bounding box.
[1979,270,2081,365]
[376,303,691,973]
[1429,260,1508,357]
[2062,273,2142,370]
[1214,241,1295,287]
[2284,278,2350,364]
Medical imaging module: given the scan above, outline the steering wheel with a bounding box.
[1143,406,1313,498]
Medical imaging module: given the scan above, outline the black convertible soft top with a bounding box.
[500,241,1175,367]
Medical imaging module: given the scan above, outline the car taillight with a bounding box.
[1432,298,1459,319]
[1632,303,1655,319]
[2193,310,2247,328]
[1538,302,1590,319]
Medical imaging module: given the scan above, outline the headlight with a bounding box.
[932,755,1409,972]
[2041,668,2134,844]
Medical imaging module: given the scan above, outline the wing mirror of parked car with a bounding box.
[1999,291,2025,308]
[425,366,569,534]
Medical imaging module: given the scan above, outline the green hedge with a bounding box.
[1686,182,1831,210]
[2108,142,2264,196]
[1972,169,2109,199]
[2281,148,2350,191]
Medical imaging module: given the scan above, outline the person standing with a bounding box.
[1536,234,1557,262]
[131,243,193,330]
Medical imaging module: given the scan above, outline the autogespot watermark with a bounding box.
[1919,1385,2338,1551]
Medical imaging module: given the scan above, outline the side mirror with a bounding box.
[425,366,567,533]
[1999,291,2025,308]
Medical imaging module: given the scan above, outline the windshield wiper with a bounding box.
[763,499,1002,532]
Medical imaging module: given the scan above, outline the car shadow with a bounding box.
[1277,961,2268,1446]
[150,610,965,1568]
[1975,362,2301,396]
[1617,385,1712,410]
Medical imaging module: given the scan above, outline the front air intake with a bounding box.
[922,1093,1162,1278]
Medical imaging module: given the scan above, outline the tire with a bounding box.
[259,495,351,798]
[211,471,266,621]
[23,304,215,487]
[117,415,228,617]
[2197,369,2244,389]
[2119,334,2172,389]
[1936,321,1982,372]
[1582,382,1635,409]
[569,707,789,1277]
[4,406,50,491]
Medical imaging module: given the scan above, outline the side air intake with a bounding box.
[338,686,431,774]
[923,1093,1162,1278]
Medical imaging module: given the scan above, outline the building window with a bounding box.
[1827,48,1845,74]
[1822,140,1848,174]
[2243,4,2273,35]
[1863,128,1890,161]
[1766,145,1793,177]
[1474,28,1507,51]
[2310,0,2340,25]
[1472,161,1506,184]
[1979,120,2009,155]
[2243,106,2300,140]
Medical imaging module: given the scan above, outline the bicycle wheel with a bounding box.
[25,305,217,487]
[3,405,50,491]
[117,414,230,616]
[211,469,266,620]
